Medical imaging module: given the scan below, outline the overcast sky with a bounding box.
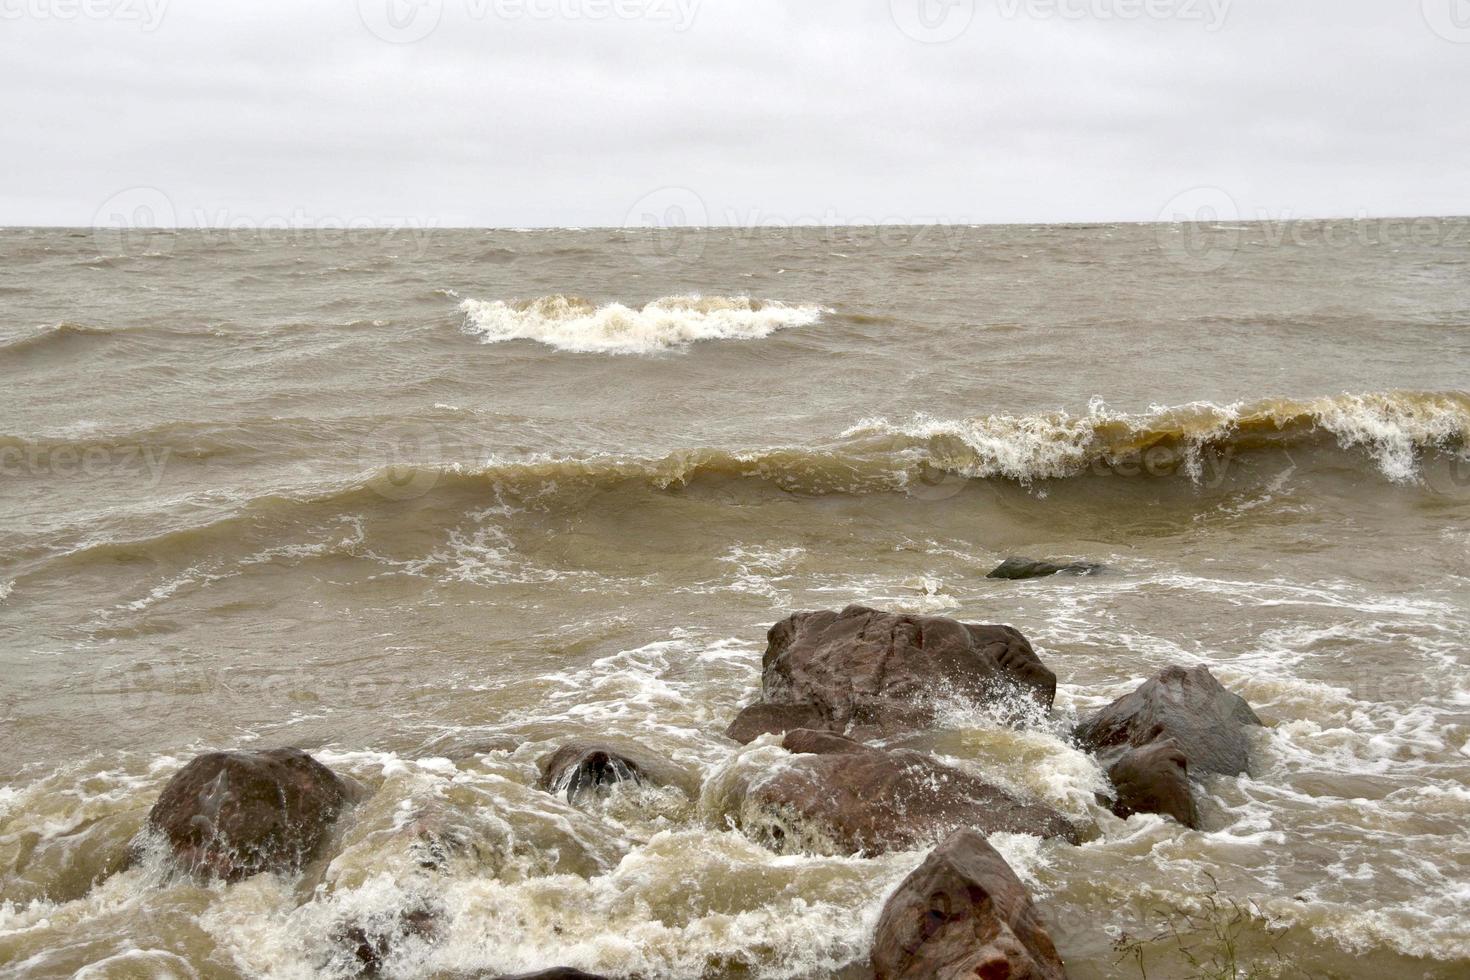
[2,0,1468,227]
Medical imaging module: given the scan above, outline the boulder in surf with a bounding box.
[725,605,1057,743]
[1076,665,1261,826]
[535,738,697,801]
[1074,665,1262,776]
[144,747,359,881]
[987,557,1103,580]
[871,828,1067,980]
[727,730,1080,855]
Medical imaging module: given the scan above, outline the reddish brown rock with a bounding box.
[872,829,1067,980]
[726,606,1056,743]
[729,730,1080,855]
[145,748,357,881]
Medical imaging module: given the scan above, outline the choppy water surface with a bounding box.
[1,222,1468,978]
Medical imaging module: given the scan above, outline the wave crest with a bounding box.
[457,294,825,353]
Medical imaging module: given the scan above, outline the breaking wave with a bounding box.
[457,294,826,353]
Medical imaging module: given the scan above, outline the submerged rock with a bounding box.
[1076,665,1261,826]
[728,730,1080,855]
[535,738,697,801]
[871,828,1067,980]
[144,748,358,881]
[987,557,1103,580]
[336,908,438,976]
[491,971,611,980]
[725,605,1056,743]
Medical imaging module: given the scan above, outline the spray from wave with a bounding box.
[457,294,825,354]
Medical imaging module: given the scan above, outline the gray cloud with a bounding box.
[2,0,1466,226]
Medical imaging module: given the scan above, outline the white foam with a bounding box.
[458,294,825,354]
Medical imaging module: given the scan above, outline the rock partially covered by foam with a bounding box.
[491,971,611,980]
[535,738,697,801]
[1076,665,1262,826]
[725,606,1056,743]
[987,557,1103,580]
[871,828,1067,980]
[726,730,1080,856]
[145,748,358,881]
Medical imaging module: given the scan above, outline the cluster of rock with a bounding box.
[135,604,1263,979]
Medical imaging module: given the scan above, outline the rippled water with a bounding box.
[1,222,1468,978]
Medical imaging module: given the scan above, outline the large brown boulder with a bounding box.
[1074,666,1262,775]
[726,606,1056,743]
[145,748,357,881]
[728,730,1080,855]
[1075,666,1261,827]
[871,828,1067,980]
[535,739,697,801]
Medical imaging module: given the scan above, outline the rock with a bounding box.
[535,739,697,801]
[1106,740,1198,829]
[729,730,1080,855]
[1074,665,1262,776]
[871,828,1067,980]
[337,908,438,976]
[725,606,1056,743]
[144,748,357,881]
[987,557,1102,581]
[492,972,611,980]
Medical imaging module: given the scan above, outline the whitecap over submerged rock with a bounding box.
[712,730,1081,857]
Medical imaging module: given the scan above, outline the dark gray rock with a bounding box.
[1106,740,1198,829]
[987,557,1102,580]
[535,739,697,801]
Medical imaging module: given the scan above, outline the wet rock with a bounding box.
[730,730,1080,855]
[725,606,1056,743]
[871,828,1067,980]
[535,738,697,801]
[337,908,438,976]
[492,971,611,980]
[987,557,1102,580]
[145,747,358,881]
[1074,665,1262,776]
[1106,740,1198,829]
